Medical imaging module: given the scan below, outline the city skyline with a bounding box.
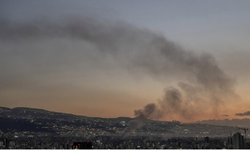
[1,0,250,123]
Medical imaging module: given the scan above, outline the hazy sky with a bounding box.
[1,0,250,122]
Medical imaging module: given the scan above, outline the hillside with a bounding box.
[0,107,244,138]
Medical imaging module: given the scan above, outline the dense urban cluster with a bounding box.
[1,134,250,149]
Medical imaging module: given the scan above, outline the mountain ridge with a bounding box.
[0,106,133,120]
[197,118,250,128]
[2,106,250,127]
[0,106,248,137]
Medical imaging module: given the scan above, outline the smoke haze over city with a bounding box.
[1,0,250,124]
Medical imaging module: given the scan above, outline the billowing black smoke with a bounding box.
[0,16,237,136]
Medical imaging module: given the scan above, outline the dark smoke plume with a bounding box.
[0,17,237,136]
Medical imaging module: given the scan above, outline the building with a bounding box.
[71,142,93,149]
[232,132,244,149]
[226,135,233,148]
[3,138,9,149]
[204,136,209,143]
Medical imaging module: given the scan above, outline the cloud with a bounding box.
[235,111,250,116]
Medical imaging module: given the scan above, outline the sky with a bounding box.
[0,0,250,122]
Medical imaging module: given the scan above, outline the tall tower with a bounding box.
[232,132,244,149]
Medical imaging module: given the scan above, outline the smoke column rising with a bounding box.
[0,17,237,136]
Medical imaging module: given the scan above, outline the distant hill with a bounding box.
[0,106,132,121]
[0,106,133,134]
[3,106,250,128]
[196,118,250,128]
[0,106,246,137]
